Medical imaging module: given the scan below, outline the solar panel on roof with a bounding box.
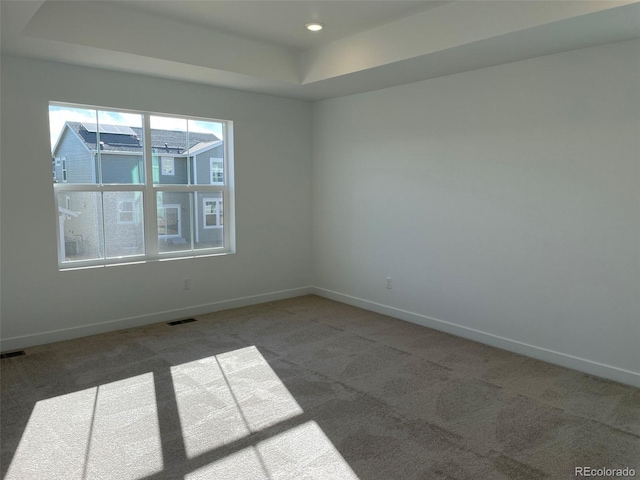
[82,123,137,136]
[112,125,137,135]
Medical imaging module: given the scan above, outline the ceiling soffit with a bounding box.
[1,0,639,100]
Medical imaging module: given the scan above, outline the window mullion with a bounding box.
[189,192,195,250]
[100,192,107,260]
[143,113,158,258]
[95,111,103,185]
[154,184,222,193]
[56,184,143,192]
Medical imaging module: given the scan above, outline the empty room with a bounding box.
[1,1,639,479]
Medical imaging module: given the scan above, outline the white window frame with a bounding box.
[51,102,235,269]
[210,158,224,185]
[61,156,68,182]
[157,203,182,238]
[203,197,222,229]
[117,200,135,225]
[161,156,174,176]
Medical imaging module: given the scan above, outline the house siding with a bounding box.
[54,130,94,183]
[103,191,145,257]
[59,190,145,260]
[192,146,225,247]
[58,191,101,260]
[101,153,144,184]
[193,145,224,185]
[156,155,188,184]
[196,192,223,247]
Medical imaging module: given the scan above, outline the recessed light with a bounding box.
[305,22,324,32]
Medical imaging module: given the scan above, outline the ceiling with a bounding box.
[124,1,449,51]
[1,0,639,101]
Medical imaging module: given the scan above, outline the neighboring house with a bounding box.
[52,121,224,260]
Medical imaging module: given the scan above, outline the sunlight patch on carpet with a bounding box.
[5,373,163,480]
[257,421,360,479]
[185,447,269,480]
[5,346,356,479]
[186,422,358,480]
[171,346,304,458]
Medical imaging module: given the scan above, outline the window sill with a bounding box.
[58,250,235,272]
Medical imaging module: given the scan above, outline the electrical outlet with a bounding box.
[386,276,392,289]
[183,277,191,290]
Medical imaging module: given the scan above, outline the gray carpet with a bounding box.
[1,295,638,479]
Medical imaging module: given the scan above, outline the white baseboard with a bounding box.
[3,285,637,387]
[312,287,640,388]
[0,287,313,352]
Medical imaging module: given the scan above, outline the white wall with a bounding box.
[2,41,639,386]
[0,55,312,349]
[312,40,640,385]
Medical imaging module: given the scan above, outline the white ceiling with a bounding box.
[124,1,449,51]
[1,0,639,101]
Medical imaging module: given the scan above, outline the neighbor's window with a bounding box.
[161,157,174,176]
[57,157,67,182]
[49,102,234,268]
[210,158,224,185]
[203,197,223,229]
[117,201,134,225]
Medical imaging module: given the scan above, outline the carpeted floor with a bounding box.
[1,295,638,479]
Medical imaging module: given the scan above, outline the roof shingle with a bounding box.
[64,122,220,154]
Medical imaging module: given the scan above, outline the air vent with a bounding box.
[1,350,25,359]
[167,318,197,326]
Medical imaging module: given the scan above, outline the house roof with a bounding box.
[185,140,223,157]
[62,122,221,155]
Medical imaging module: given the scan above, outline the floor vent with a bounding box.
[167,318,197,326]
[1,350,26,359]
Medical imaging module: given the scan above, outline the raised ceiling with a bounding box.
[1,0,639,100]
[125,1,450,51]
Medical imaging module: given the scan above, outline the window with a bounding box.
[203,197,222,228]
[210,158,224,185]
[117,200,134,224]
[49,103,234,268]
[157,204,181,237]
[60,157,67,182]
[161,157,174,176]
